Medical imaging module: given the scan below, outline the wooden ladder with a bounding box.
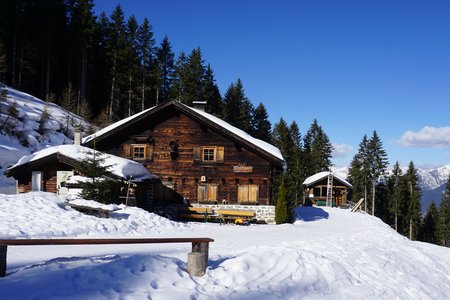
[326,171,333,207]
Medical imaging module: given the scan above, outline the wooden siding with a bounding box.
[103,113,275,205]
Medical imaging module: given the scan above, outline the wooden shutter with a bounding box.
[238,185,249,203]
[197,185,206,201]
[146,144,154,161]
[193,147,202,162]
[206,184,218,201]
[123,144,131,158]
[248,185,259,203]
[216,147,224,163]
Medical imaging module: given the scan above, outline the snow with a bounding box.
[303,171,352,188]
[7,144,156,182]
[0,85,91,193]
[82,101,285,163]
[0,192,449,299]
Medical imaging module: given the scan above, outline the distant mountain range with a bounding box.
[333,164,450,212]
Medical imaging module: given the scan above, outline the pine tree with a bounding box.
[124,15,141,117]
[303,119,333,177]
[275,176,290,224]
[367,131,389,215]
[404,161,421,240]
[289,121,305,206]
[420,202,439,244]
[387,161,405,232]
[223,79,253,132]
[252,102,272,143]
[182,47,206,105]
[438,176,450,246]
[203,64,223,117]
[136,17,156,110]
[77,149,114,204]
[156,36,175,103]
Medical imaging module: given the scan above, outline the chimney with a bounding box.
[192,101,207,112]
[73,127,82,145]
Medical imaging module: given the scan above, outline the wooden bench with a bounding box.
[215,209,256,224]
[0,237,214,277]
[177,207,214,222]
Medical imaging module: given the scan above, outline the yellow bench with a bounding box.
[177,207,214,222]
[215,209,256,224]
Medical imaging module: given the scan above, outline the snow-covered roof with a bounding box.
[7,144,156,182]
[303,171,352,188]
[82,101,284,164]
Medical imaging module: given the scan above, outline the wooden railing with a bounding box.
[0,237,214,277]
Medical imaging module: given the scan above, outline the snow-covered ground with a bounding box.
[0,85,90,194]
[0,192,449,299]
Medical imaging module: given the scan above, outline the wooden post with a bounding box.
[0,245,7,277]
[189,242,209,276]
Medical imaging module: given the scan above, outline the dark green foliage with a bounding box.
[303,119,333,177]
[438,176,450,246]
[203,65,223,117]
[404,161,421,240]
[156,36,175,103]
[77,150,115,204]
[223,79,254,132]
[387,162,408,232]
[420,202,439,244]
[275,176,290,224]
[251,102,272,143]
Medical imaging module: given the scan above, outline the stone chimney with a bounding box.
[192,101,207,112]
[73,127,82,145]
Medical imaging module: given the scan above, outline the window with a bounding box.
[197,184,218,202]
[203,147,215,161]
[238,184,259,203]
[132,144,146,160]
[193,146,224,163]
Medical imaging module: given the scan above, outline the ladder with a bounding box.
[326,171,333,207]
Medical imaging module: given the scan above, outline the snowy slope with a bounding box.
[0,85,91,193]
[0,192,449,299]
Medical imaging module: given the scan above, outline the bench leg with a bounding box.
[188,242,209,276]
[0,245,7,277]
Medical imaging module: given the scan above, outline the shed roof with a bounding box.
[5,144,156,182]
[303,171,352,188]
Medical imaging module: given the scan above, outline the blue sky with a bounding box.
[94,0,450,168]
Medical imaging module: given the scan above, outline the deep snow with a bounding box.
[0,192,449,299]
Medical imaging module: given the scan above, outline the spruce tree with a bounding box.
[136,17,156,110]
[252,102,272,142]
[367,131,388,215]
[404,161,421,240]
[156,36,175,103]
[420,202,439,244]
[203,64,223,117]
[77,149,114,204]
[275,176,290,224]
[438,176,450,246]
[169,51,188,101]
[387,162,405,232]
[223,79,253,132]
[303,119,333,177]
[183,47,206,105]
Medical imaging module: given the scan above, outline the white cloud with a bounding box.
[332,143,353,158]
[398,126,450,148]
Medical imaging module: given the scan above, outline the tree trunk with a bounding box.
[372,179,375,216]
[128,73,132,117]
[141,71,145,111]
[109,50,117,123]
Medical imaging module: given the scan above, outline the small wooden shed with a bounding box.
[303,171,352,207]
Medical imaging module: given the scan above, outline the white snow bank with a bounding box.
[7,144,156,182]
[0,193,449,299]
[0,192,186,239]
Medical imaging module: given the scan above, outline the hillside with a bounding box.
[0,192,449,299]
[0,85,90,193]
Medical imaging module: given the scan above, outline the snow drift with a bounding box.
[0,192,449,299]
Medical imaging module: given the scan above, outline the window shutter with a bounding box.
[249,185,259,203]
[197,185,206,201]
[238,185,249,203]
[146,144,154,161]
[124,144,131,158]
[193,147,202,162]
[207,184,218,201]
[216,147,224,163]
